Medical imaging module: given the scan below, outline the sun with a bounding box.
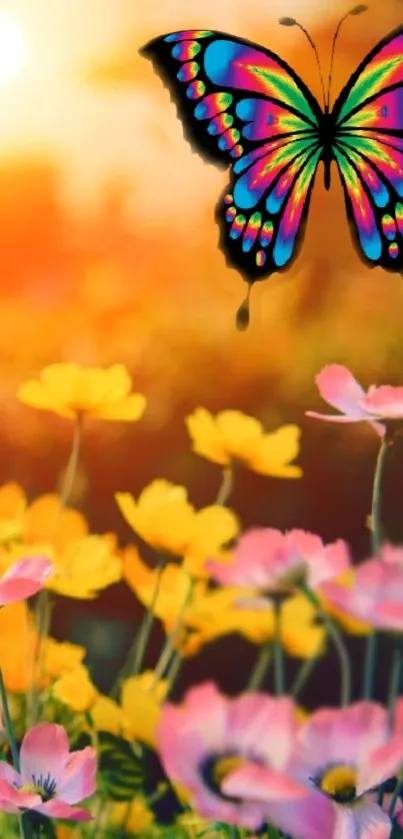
[0,13,24,85]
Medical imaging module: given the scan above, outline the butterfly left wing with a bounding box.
[141,30,324,280]
[331,25,403,272]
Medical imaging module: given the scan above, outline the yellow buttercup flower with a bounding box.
[24,493,88,552]
[109,799,154,835]
[116,480,239,573]
[43,639,86,680]
[91,694,133,739]
[0,601,37,692]
[186,408,302,477]
[52,664,98,712]
[47,534,122,599]
[120,671,169,748]
[17,363,146,422]
[123,550,204,632]
[0,482,26,542]
[182,590,325,660]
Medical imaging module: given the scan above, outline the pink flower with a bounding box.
[157,682,307,831]
[225,703,403,839]
[0,723,96,820]
[306,365,385,435]
[321,545,403,631]
[0,556,52,605]
[207,528,350,595]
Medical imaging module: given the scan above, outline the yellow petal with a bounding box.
[281,595,326,659]
[91,695,133,738]
[109,799,154,834]
[185,407,229,465]
[116,480,195,555]
[190,506,240,555]
[52,664,98,712]
[0,482,26,541]
[17,380,74,418]
[250,425,303,477]
[121,671,168,748]
[25,494,88,551]
[48,535,122,598]
[44,639,86,679]
[95,393,146,421]
[216,410,263,460]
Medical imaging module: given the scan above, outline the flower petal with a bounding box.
[0,556,52,605]
[20,723,69,787]
[57,747,97,804]
[37,799,93,821]
[221,762,306,801]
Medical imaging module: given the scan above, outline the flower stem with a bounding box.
[151,577,194,687]
[301,585,351,706]
[362,629,377,701]
[363,438,390,701]
[273,601,285,695]
[388,774,403,817]
[291,654,321,700]
[215,465,234,506]
[247,643,272,691]
[370,438,389,556]
[388,643,403,713]
[0,666,20,771]
[110,555,166,697]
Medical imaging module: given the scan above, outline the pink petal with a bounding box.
[343,800,391,839]
[37,799,93,821]
[314,366,370,418]
[0,777,41,813]
[226,695,298,771]
[20,723,69,787]
[360,385,403,419]
[264,789,336,839]
[0,762,21,787]
[296,704,389,772]
[358,736,403,794]
[57,747,97,804]
[0,556,52,605]
[222,762,307,801]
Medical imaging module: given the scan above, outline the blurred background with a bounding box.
[1,0,403,702]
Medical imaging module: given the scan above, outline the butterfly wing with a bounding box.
[141,31,324,280]
[331,25,403,272]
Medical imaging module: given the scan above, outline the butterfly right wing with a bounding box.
[142,30,324,280]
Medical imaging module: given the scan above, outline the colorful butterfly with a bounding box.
[141,7,403,324]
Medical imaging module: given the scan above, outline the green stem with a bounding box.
[388,774,403,817]
[151,577,194,687]
[370,438,389,556]
[273,601,285,695]
[301,585,351,706]
[291,653,321,700]
[247,643,271,691]
[388,643,403,712]
[215,465,234,506]
[0,666,20,770]
[362,629,377,701]
[110,556,166,697]
[164,649,183,697]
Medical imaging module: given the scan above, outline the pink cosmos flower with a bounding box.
[225,702,403,839]
[157,682,308,831]
[207,528,350,595]
[0,723,96,820]
[0,556,52,605]
[320,545,403,631]
[306,365,386,435]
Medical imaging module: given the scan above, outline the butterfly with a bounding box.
[141,7,403,325]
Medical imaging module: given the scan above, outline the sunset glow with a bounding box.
[0,13,24,84]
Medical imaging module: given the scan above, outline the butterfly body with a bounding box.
[141,26,403,282]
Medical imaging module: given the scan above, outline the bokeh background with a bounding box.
[1,0,403,702]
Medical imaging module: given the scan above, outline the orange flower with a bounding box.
[17,363,146,422]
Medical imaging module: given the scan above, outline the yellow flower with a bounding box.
[24,493,88,553]
[17,363,146,422]
[91,695,133,739]
[47,534,122,599]
[182,590,325,659]
[123,550,204,631]
[52,664,98,712]
[109,799,154,835]
[0,482,26,542]
[120,671,169,748]
[43,639,86,680]
[186,408,302,477]
[116,479,239,574]
[0,601,37,692]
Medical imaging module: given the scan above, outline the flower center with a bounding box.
[319,765,357,803]
[200,752,246,798]
[20,772,57,802]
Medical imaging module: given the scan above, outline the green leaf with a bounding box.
[97,732,144,801]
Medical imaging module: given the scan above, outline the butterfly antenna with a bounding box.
[327,5,368,109]
[279,17,327,110]
[235,285,252,331]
